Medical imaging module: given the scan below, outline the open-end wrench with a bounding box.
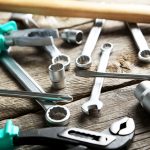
[82,43,113,115]
[76,19,105,69]
[126,22,150,62]
[0,50,70,126]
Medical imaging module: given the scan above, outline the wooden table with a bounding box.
[0,1,150,149]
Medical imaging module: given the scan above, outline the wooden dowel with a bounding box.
[0,0,150,23]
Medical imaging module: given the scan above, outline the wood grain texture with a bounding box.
[0,2,150,148]
[0,84,149,149]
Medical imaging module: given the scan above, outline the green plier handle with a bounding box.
[0,21,17,52]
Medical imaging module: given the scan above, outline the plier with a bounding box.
[0,117,135,150]
[0,21,59,52]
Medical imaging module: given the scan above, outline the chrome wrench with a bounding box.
[82,43,113,115]
[0,50,70,125]
[44,36,70,70]
[126,22,150,62]
[76,19,105,69]
[11,14,70,70]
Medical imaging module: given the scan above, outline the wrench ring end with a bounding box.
[76,55,92,69]
[138,49,150,62]
[52,54,70,71]
[101,42,113,52]
[45,105,70,126]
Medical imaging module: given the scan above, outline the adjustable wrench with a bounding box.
[76,19,105,69]
[82,43,113,115]
[126,22,150,62]
[0,50,70,125]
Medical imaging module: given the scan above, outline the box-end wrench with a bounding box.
[126,22,150,62]
[82,43,113,115]
[76,19,105,69]
[0,50,70,126]
[11,14,71,70]
[44,36,70,70]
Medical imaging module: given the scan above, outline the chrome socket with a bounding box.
[61,29,83,45]
[49,63,65,89]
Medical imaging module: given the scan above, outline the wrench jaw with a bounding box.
[75,55,92,69]
[52,54,70,71]
[81,100,103,115]
[138,49,150,62]
[45,105,70,126]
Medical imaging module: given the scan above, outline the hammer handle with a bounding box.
[0,0,150,23]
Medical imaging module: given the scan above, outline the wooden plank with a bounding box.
[0,84,150,149]
[0,19,150,120]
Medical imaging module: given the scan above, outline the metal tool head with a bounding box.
[10,13,39,28]
[134,80,150,112]
[61,29,83,45]
[5,28,59,47]
[81,100,103,115]
[110,117,135,135]
[45,105,70,126]
[49,63,66,89]
[75,55,92,69]
[52,54,70,71]
[138,49,150,62]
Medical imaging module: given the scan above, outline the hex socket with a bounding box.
[61,29,83,45]
[49,63,65,89]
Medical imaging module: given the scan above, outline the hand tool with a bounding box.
[43,36,70,70]
[0,21,59,50]
[0,22,71,126]
[10,13,39,28]
[61,29,83,45]
[126,22,150,62]
[0,0,150,23]
[134,80,150,113]
[11,14,71,70]
[82,43,113,115]
[76,19,105,69]
[49,63,66,89]
[0,88,73,103]
[0,51,70,126]
[76,70,150,80]
[0,117,135,150]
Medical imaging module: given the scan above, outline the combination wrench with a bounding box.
[11,14,70,70]
[82,43,113,115]
[76,19,105,69]
[126,22,150,62]
[0,50,70,125]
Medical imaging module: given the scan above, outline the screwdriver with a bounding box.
[76,70,150,80]
[0,89,73,103]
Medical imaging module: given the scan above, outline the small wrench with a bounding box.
[0,50,70,125]
[126,22,150,62]
[76,19,105,69]
[82,43,113,115]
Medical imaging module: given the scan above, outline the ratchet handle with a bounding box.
[0,51,49,110]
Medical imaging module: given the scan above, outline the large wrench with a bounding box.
[82,43,113,115]
[126,22,150,62]
[76,19,105,69]
[0,50,70,125]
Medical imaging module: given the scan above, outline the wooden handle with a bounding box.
[0,0,150,23]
